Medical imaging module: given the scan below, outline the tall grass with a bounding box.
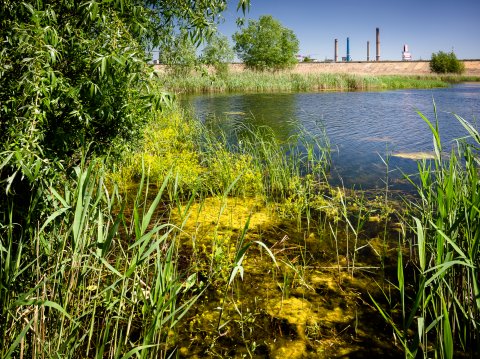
[374,107,480,358]
[115,106,331,209]
[157,71,455,94]
[200,120,330,200]
[0,159,202,358]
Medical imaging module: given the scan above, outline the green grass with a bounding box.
[409,110,480,358]
[115,105,331,204]
[373,107,480,358]
[155,71,466,94]
[0,159,203,358]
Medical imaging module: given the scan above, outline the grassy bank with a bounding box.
[156,71,464,94]
[1,105,478,357]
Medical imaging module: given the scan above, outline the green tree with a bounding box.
[430,51,465,74]
[0,0,249,216]
[160,30,199,77]
[233,15,299,71]
[201,33,235,77]
[0,2,248,184]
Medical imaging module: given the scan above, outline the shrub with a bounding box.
[430,51,465,74]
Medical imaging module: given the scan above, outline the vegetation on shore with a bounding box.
[2,1,479,357]
[157,71,462,94]
[430,50,465,74]
[375,108,480,358]
[2,100,479,357]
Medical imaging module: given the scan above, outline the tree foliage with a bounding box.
[430,51,465,74]
[0,0,249,214]
[233,15,299,71]
[201,33,235,77]
[160,30,199,77]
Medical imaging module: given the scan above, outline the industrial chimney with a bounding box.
[376,28,380,61]
[367,41,370,61]
[346,37,351,61]
[334,39,338,62]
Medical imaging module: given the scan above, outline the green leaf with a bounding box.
[443,301,454,359]
[120,345,159,359]
[417,109,441,161]
[141,171,170,235]
[39,207,69,233]
[4,319,33,359]
[413,217,426,272]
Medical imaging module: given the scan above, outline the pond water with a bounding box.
[182,83,480,191]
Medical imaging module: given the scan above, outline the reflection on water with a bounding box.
[188,93,300,143]
[182,84,480,190]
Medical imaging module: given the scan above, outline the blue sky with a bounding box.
[216,0,480,61]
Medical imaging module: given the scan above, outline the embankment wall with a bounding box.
[228,60,480,76]
[155,60,480,76]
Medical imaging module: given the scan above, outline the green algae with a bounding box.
[169,191,404,358]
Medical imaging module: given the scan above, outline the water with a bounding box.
[182,83,480,191]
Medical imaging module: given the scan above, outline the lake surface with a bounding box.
[182,83,480,191]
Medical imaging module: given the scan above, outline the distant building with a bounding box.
[298,54,319,63]
[402,44,412,61]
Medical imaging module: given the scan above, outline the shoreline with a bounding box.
[156,72,477,94]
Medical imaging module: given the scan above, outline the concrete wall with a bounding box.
[225,60,480,76]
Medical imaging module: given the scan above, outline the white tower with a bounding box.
[402,44,412,61]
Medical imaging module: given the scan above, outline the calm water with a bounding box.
[182,83,480,191]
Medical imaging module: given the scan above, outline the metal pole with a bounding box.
[367,41,370,61]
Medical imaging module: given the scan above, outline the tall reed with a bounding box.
[199,118,330,203]
[0,159,201,358]
[157,71,454,94]
[374,106,480,358]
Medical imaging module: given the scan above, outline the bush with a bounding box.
[430,51,465,74]
[0,0,245,221]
